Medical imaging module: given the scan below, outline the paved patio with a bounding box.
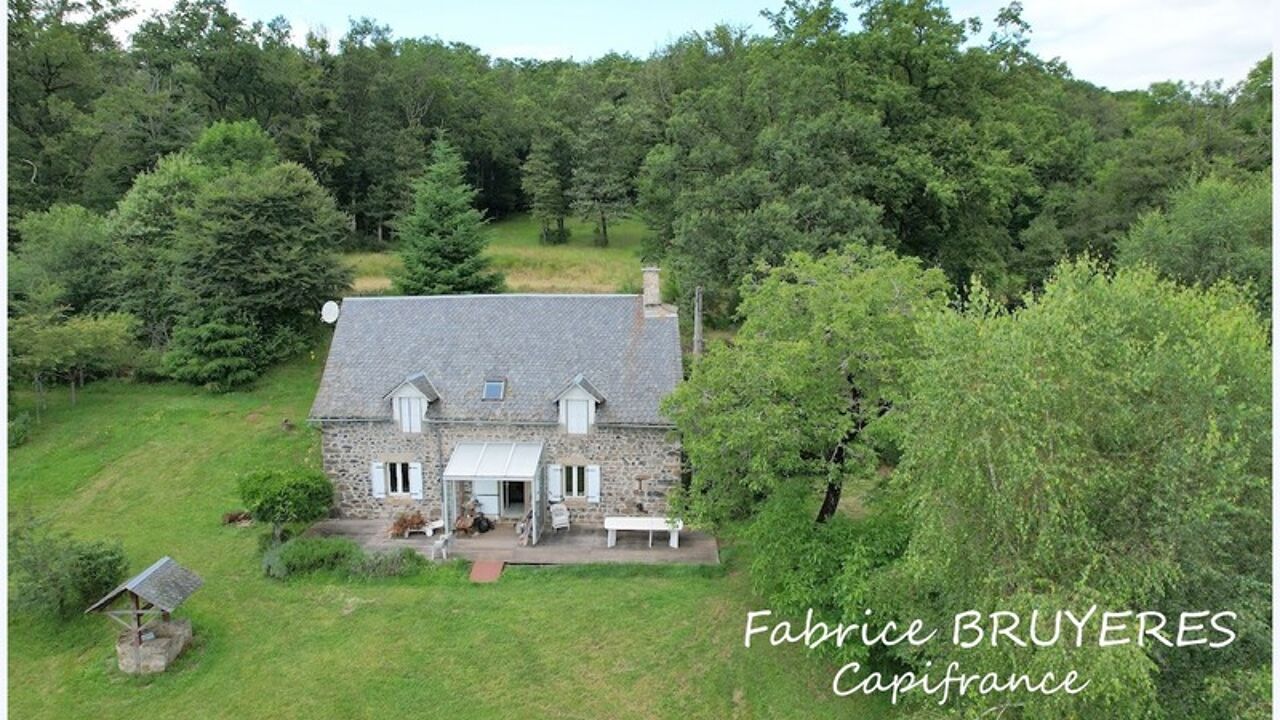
[307,519,720,565]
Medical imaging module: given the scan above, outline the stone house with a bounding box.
[308,268,683,545]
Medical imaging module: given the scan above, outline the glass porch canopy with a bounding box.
[442,441,547,544]
[443,441,544,482]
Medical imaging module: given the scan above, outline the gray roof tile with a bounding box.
[86,556,203,613]
[309,294,682,426]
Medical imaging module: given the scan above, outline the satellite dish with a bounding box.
[320,300,341,324]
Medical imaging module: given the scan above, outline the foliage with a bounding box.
[860,260,1272,717]
[664,243,949,527]
[7,0,1269,317]
[163,311,260,392]
[98,121,351,389]
[394,138,503,294]
[8,514,127,619]
[237,468,334,542]
[262,537,361,579]
[11,204,114,314]
[347,547,429,579]
[9,411,34,448]
[189,119,280,170]
[1117,172,1271,311]
[569,102,636,246]
[521,135,572,244]
[261,533,427,580]
[161,155,350,385]
[8,311,140,407]
[105,153,209,349]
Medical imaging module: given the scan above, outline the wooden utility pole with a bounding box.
[692,286,704,357]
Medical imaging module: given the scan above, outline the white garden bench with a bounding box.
[604,516,684,549]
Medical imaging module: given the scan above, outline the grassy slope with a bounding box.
[8,358,885,719]
[345,213,650,295]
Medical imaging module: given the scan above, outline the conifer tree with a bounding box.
[521,137,570,244]
[395,138,503,294]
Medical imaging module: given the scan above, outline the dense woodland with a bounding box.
[7,2,1273,716]
[10,0,1272,313]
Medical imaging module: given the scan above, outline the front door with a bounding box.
[501,481,526,517]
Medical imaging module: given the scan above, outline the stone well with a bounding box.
[115,619,192,674]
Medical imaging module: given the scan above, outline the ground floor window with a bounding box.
[387,462,411,494]
[563,465,586,497]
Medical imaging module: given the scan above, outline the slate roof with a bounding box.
[309,294,681,426]
[555,373,606,403]
[86,556,203,613]
[384,371,439,401]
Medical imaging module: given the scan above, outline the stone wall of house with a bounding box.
[319,420,682,526]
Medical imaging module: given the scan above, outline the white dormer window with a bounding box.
[385,372,437,434]
[394,396,423,433]
[555,374,604,435]
[565,399,590,434]
[483,380,506,401]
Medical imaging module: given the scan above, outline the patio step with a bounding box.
[469,560,505,583]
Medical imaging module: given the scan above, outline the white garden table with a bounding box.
[604,516,684,549]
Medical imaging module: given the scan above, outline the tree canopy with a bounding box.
[9,0,1267,319]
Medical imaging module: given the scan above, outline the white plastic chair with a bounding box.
[430,534,451,561]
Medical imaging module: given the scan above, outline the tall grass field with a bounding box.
[344,213,651,295]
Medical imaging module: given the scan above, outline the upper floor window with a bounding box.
[565,399,590,434]
[555,375,602,434]
[394,396,423,433]
[386,373,437,434]
[483,380,506,401]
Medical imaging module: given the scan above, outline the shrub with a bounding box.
[9,515,127,618]
[8,412,33,448]
[237,468,333,542]
[347,548,427,578]
[262,537,360,579]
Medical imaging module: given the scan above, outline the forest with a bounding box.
[10,0,1272,316]
[6,1,1273,717]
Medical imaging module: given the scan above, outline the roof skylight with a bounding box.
[482,379,506,401]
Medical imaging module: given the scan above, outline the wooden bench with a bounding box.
[604,516,684,549]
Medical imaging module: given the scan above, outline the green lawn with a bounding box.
[344,213,651,295]
[8,355,886,719]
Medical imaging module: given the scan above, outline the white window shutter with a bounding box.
[370,461,386,498]
[567,400,589,434]
[408,462,424,499]
[547,465,563,502]
[586,466,601,504]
